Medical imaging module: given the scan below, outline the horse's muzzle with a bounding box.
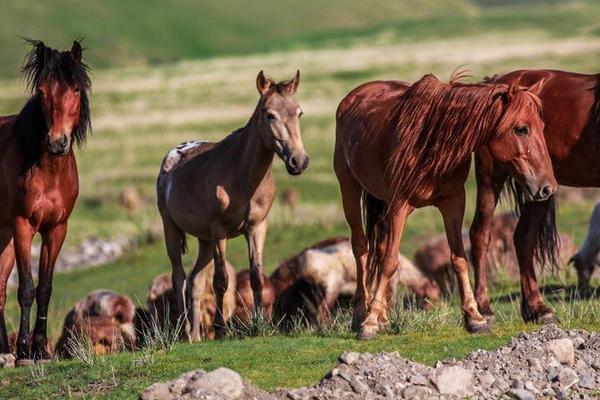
[285,154,309,175]
[46,134,70,156]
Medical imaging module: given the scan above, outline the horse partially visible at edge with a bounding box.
[334,72,556,339]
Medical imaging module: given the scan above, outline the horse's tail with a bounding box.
[362,191,388,285]
[503,177,560,273]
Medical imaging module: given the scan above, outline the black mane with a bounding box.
[14,39,91,171]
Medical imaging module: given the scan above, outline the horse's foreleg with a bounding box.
[14,217,35,362]
[31,223,67,360]
[359,203,410,340]
[187,240,212,341]
[0,234,15,354]
[212,238,228,338]
[515,200,556,324]
[439,191,489,334]
[470,151,506,323]
[245,220,267,314]
[161,216,188,340]
[336,167,368,331]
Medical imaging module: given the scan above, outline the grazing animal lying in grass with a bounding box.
[415,213,576,298]
[146,260,236,340]
[156,70,308,340]
[270,237,439,324]
[570,202,600,295]
[55,290,136,358]
[234,269,276,323]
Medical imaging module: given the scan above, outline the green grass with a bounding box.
[0,0,598,78]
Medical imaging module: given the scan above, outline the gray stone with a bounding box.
[434,366,474,397]
[556,368,578,390]
[409,373,429,386]
[478,371,495,388]
[509,388,535,400]
[578,374,596,389]
[571,336,585,349]
[547,339,575,366]
[402,385,431,400]
[339,352,360,365]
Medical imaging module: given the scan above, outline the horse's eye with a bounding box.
[265,112,276,121]
[514,126,529,136]
[73,87,81,94]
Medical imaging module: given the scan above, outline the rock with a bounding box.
[0,353,15,368]
[478,371,495,388]
[509,388,535,400]
[409,373,429,386]
[434,366,474,397]
[402,385,431,399]
[571,336,585,349]
[547,339,575,366]
[140,368,246,400]
[556,368,578,390]
[339,352,360,365]
[578,374,595,389]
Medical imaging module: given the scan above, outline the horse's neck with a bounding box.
[234,117,275,188]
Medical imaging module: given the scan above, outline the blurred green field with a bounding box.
[1,2,600,398]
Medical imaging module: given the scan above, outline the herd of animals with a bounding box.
[0,39,599,365]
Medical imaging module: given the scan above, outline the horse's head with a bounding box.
[255,70,309,175]
[22,39,91,156]
[487,79,556,202]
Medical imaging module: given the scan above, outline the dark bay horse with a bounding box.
[470,69,600,324]
[157,71,308,340]
[0,40,91,363]
[334,73,556,339]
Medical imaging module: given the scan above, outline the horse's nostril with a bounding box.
[302,156,310,169]
[541,185,552,197]
[60,134,68,146]
[288,156,298,169]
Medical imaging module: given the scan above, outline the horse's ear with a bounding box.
[527,78,545,96]
[507,81,520,99]
[256,70,271,96]
[281,70,300,95]
[71,41,83,64]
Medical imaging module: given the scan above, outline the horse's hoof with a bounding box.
[357,325,379,340]
[537,312,559,325]
[482,313,496,326]
[15,359,34,367]
[466,321,490,334]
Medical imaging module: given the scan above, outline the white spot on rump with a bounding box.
[162,140,206,173]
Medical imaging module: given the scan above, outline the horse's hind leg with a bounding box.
[187,239,212,341]
[439,191,489,334]
[31,223,67,360]
[359,202,411,340]
[245,220,267,314]
[334,164,369,331]
[0,233,15,354]
[161,214,189,340]
[212,237,228,338]
[515,199,556,324]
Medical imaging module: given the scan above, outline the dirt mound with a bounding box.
[141,325,600,399]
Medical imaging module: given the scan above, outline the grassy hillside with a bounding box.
[0,0,597,78]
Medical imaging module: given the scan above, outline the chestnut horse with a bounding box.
[470,69,600,324]
[157,71,308,340]
[334,73,556,339]
[0,40,91,363]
